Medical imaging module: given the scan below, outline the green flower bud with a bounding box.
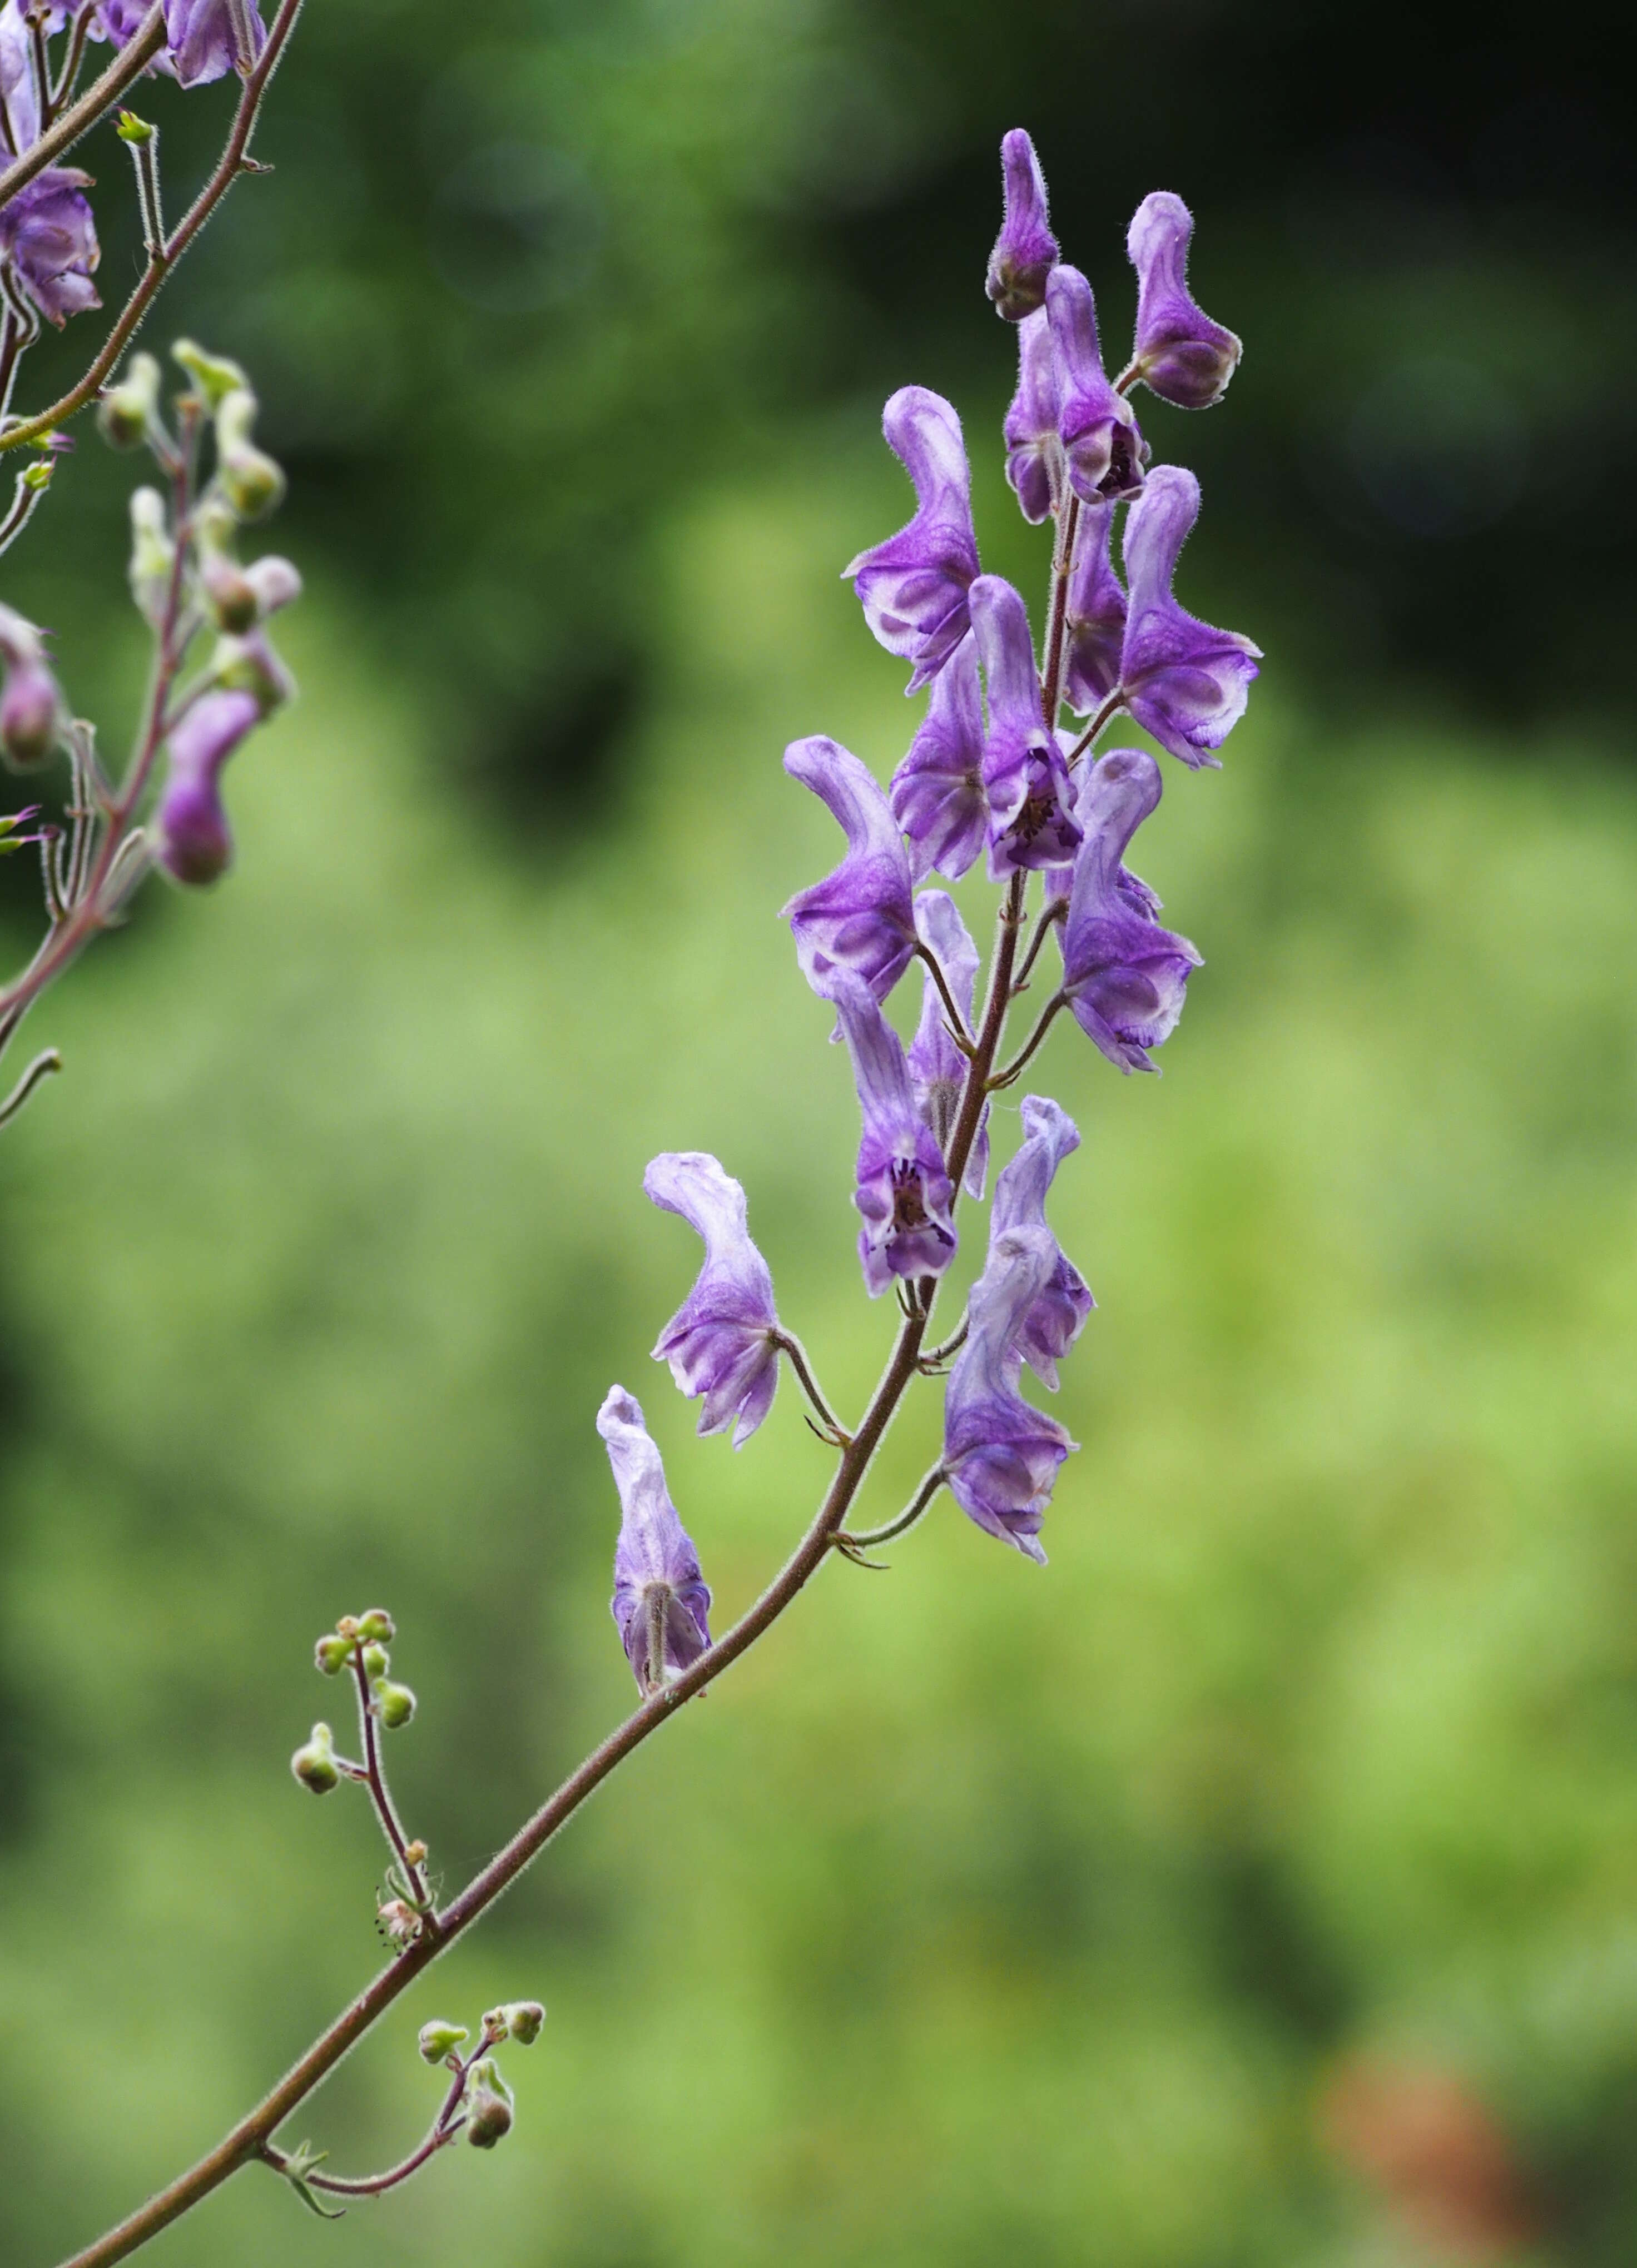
[171,338,250,410]
[116,110,156,145]
[98,354,163,452]
[214,390,285,521]
[291,1723,339,1794]
[503,2001,545,2046]
[418,2020,469,2064]
[464,2060,514,2150]
[127,487,175,627]
[373,1678,416,1730]
[356,1608,395,1643]
[207,629,295,717]
[314,1633,351,1677]
[360,1642,389,1679]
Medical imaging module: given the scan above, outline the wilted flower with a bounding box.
[969,574,1081,877]
[1061,748,1201,1072]
[905,889,987,1198]
[825,966,957,1295]
[989,1096,1093,1387]
[782,735,916,1005]
[598,1385,712,1695]
[1045,266,1146,506]
[845,387,979,694]
[889,629,987,883]
[1126,191,1242,410]
[1119,465,1259,767]
[942,1226,1076,1561]
[985,127,1058,321]
[644,1151,781,1448]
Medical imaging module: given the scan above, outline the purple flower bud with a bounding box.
[989,1096,1093,1389]
[644,1151,781,1449]
[1119,466,1260,769]
[943,1226,1076,1561]
[888,629,987,884]
[162,0,265,88]
[1003,308,1063,525]
[1127,191,1242,411]
[844,387,979,695]
[598,1385,712,1695]
[906,889,988,1199]
[1061,503,1127,717]
[824,966,956,1296]
[0,603,64,772]
[1045,266,1147,507]
[0,168,100,328]
[985,128,1059,322]
[155,687,260,886]
[782,736,916,1006]
[969,575,1082,879]
[1060,748,1201,1073]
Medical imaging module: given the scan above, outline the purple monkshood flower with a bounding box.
[0,171,100,327]
[889,629,986,884]
[1061,503,1127,717]
[164,0,266,86]
[942,1225,1076,1563]
[644,1151,780,1449]
[1127,191,1242,411]
[844,387,979,695]
[1120,465,1260,768]
[1003,307,1063,526]
[598,1385,713,1695]
[906,888,988,1200]
[825,965,956,1295]
[985,127,1059,322]
[969,574,1082,879]
[782,735,916,1006]
[1061,747,1201,1073]
[90,0,151,39]
[989,1095,1093,1389]
[1045,266,1147,508]
[155,687,260,885]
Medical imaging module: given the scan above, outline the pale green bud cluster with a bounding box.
[290,1723,340,1794]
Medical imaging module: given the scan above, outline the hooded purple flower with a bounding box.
[598,1385,712,1695]
[989,1096,1093,1389]
[1127,191,1242,411]
[0,170,100,326]
[942,1226,1076,1562]
[906,889,988,1200]
[782,735,916,1006]
[163,0,266,87]
[986,127,1059,322]
[1061,747,1200,1072]
[155,687,259,885]
[88,0,151,39]
[969,574,1082,879]
[844,387,979,695]
[1120,465,1259,769]
[1061,503,1127,717]
[1003,307,1063,525]
[645,1151,780,1449]
[1045,266,1146,507]
[826,965,956,1295]
[889,629,986,884]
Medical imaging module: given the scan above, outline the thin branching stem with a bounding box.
[262,2048,478,2200]
[773,1330,850,1444]
[1062,689,1124,769]
[348,1643,433,1915]
[836,1465,947,1552]
[912,938,973,1050]
[1011,899,1065,993]
[1039,491,1080,725]
[990,992,1068,1091]
[0,1045,61,1126]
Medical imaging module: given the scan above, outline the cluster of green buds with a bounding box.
[417,2000,545,2151]
[312,1607,417,1730]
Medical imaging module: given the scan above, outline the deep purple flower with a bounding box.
[155,687,259,885]
[942,1226,1075,1562]
[782,735,916,1006]
[598,1385,712,1695]
[906,888,988,1200]
[0,168,100,327]
[1127,191,1242,411]
[986,128,1059,322]
[644,1151,780,1449]
[825,965,956,1295]
[1045,266,1146,507]
[989,1095,1093,1389]
[1003,307,1063,525]
[969,574,1082,879]
[844,387,979,695]
[1120,465,1259,769]
[1061,503,1127,717]
[1060,747,1200,1072]
[0,603,65,770]
[889,629,986,884]
[163,0,266,87]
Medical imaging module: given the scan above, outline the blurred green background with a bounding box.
[4,1,1637,2261]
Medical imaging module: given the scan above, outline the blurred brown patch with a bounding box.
[1321,2056,1539,2261]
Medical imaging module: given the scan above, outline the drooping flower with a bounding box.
[1060,747,1200,1072]
[844,387,979,695]
[598,1385,712,1695]
[825,966,956,1295]
[989,1095,1093,1389]
[1126,191,1242,411]
[889,629,986,883]
[0,603,65,770]
[1061,502,1127,717]
[1003,307,1063,525]
[1119,465,1259,768]
[1045,265,1146,507]
[0,168,100,326]
[969,574,1081,879]
[154,687,260,884]
[986,128,1059,322]
[782,735,916,1006]
[942,1226,1076,1561]
[906,889,988,1199]
[163,0,266,87]
[644,1151,780,1449]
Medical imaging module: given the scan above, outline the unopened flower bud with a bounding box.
[209,629,294,717]
[214,390,285,520]
[403,1839,427,1866]
[356,1608,395,1643]
[171,337,250,410]
[464,2060,514,2149]
[986,129,1059,321]
[199,550,259,634]
[418,2020,468,2063]
[0,604,65,772]
[314,1633,351,1676]
[98,352,163,450]
[373,1678,416,1730]
[503,2001,545,2045]
[361,1642,389,1679]
[115,108,155,145]
[291,1722,339,1793]
[244,555,301,618]
[127,488,175,626]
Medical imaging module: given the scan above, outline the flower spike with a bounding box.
[989,1096,1094,1389]
[1060,749,1201,1072]
[889,629,988,883]
[943,1226,1077,1561]
[1126,191,1242,411]
[844,388,980,695]
[782,737,917,1006]
[985,128,1059,322]
[1119,466,1259,768]
[1045,266,1147,507]
[824,966,958,1295]
[969,575,1082,879]
[644,1152,781,1449]
[599,1386,712,1695]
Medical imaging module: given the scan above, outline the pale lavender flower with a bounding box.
[0,603,65,770]
[1045,265,1146,506]
[1060,748,1200,1072]
[906,889,988,1199]
[989,1096,1093,1389]
[826,966,956,1295]
[89,0,150,38]
[1003,307,1063,525]
[782,735,916,1006]
[644,1151,780,1449]
[1120,465,1259,768]
[155,687,259,884]
[0,169,100,326]
[985,128,1059,321]
[844,387,979,695]
[1127,191,1242,411]
[163,0,265,86]
[889,629,987,883]
[969,574,1082,878]
[1061,503,1127,717]
[943,1226,1076,1562]
[598,1385,712,1695]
